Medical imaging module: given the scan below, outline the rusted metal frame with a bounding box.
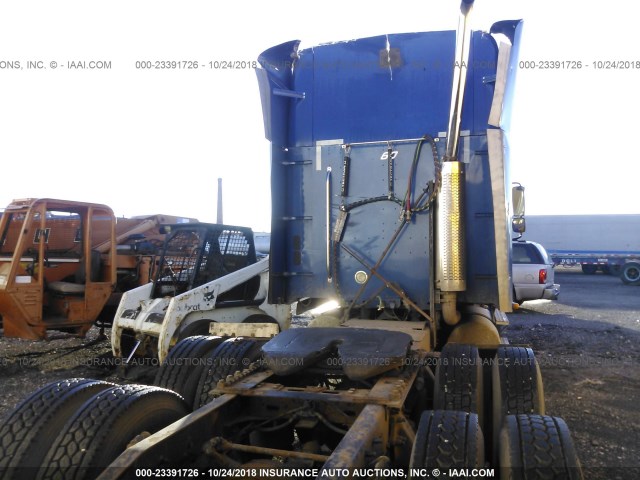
[216,382,396,407]
[215,363,419,410]
[312,364,421,475]
[98,365,420,478]
[213,369,273,390]
[237,393,361,432]
[394,414,416,446]
[390,411,417,467]
[317,404,388,477]
[207,437,330,463]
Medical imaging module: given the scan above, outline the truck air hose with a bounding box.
[387,145,394,197]
[339,135,440,214]
[403,134,441,214]
[333,135,441,314]
[340,151,351,197]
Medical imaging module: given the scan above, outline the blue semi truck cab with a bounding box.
[257,19,522,349]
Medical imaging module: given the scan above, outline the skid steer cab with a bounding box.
[111,222,290,363]
[0,198,117,339]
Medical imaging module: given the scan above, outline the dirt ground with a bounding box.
[507,267,640,479]
[1,267,639,478]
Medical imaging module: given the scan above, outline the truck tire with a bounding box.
[193,337,263,409]
[154,335,225,406]
[40,385,189,480]
[499,414,582,479]
[581,264,597,275]
[409,410,484,476]
[621,262,640,285]
[492,347,544,416]
[492,346,545,465]
[512,287,522,305]
[433,344,483,429]
[0,379,114,479]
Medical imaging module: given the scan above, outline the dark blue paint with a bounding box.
[258,24,519,308]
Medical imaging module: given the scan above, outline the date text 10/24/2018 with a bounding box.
[135,60,257,70]
[519,60,640,69]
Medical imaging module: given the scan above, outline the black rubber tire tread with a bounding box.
[0,378,114,479]
[492,346,545,466]
[38,384,189,480]
[193,337,262,409]
[409,410,484,476]
[512,287,522,305]
[493,346,544,418]
[580,264,597,275]
[621,262,640,285]
[154,335,225,405]
[499,414,583,480]
[434,343,484,428]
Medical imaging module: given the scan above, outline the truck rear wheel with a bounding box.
[581,264,598,275]
[155,335,226,406]
[40,385,189,480]
[492,346,545,464]
[409,410,484,477]
[0,379,114,479]
[499,414,582,479]
[621,262,640,285]
[193,337,263,409]
[433,344,484,429]
[512,287,522,305]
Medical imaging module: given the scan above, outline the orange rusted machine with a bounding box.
[0,198,195,339]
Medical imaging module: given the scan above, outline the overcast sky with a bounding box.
[1,1,638,232]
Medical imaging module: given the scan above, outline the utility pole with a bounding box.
[216,178,223,224]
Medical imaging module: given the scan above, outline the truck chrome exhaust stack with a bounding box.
[437,161,466,325]
[436,0,473,325]
[444,0,474,161]
[437,161,466,291]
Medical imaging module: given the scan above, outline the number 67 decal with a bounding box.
[380,150,398,160]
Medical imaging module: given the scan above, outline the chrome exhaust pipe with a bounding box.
[437,162,466,325]
[436,0,474,325]
[445,0,474,161]
[437,161,466,292]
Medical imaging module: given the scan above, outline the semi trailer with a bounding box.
[524,214,640,284]
[0,2,583,478]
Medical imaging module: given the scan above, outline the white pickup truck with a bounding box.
[512,240,560,304]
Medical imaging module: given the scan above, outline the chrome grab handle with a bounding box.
[326,167,332,283]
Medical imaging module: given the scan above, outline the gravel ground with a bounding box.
[0,327,121,419]
[508,267,640,479]
[1,266,638,478]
